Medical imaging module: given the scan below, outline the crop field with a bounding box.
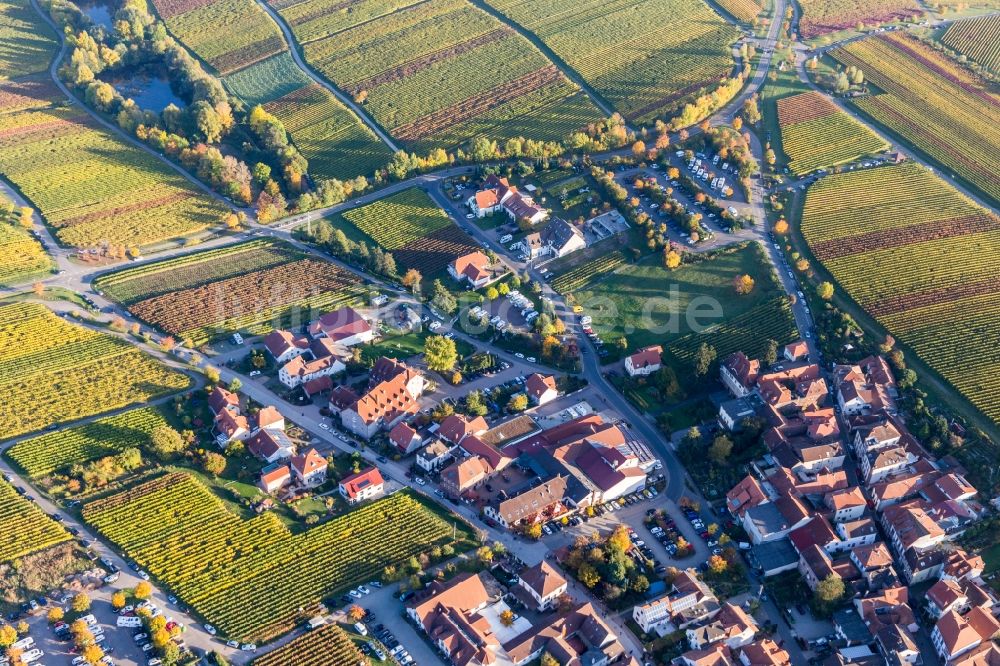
[573,243,797,356]
[0,203,52,286]
[252,625,360,666]
[264,84,393,181]
[797,0,921,39]
[0,479,70,563]
[551,250,626,293]
[832,33,1000,204]
[485,0,741,123]
[0,88,227,248]
[0,303,189,439]
[332,188,480,277]
[0,0,57,79]
[95,239,365,345]
[83,472,467,641]
[714,0,763,23]
[273,0,604,150]
[801,162,1000,424]
[942,14,1000,73]
[776,91,888,174]
[151,0,286,74]
[7,406,171,478]
[222,52,312,107]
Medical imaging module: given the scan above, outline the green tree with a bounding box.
[485,286,499,301]
[149,426,184,458]
[201,452,226,476]
[815,574,845,604]
[578,563,600,588]
[431,280,457,314]
[424,335,458,372]
[708,435,733,465]
[540,653,559,666]
[764,339,779,365]
[694,343,717,377]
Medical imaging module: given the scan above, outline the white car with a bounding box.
[348,589,362,599]
[466,213,474,219]
[241,644,257,652]
[515,352,525,359]
[249,370,261,377]
[134,634,148,644]
[319,423,330,430]
[415,477,426,486]
[428,321,442,331]
[203,624,217,635]
[358,585,371,595]
[526,357,536,363]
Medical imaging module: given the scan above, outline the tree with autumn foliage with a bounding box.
[664,249,682,270]
[707,554,728,574]
[773,218,789,235]
[734,274,755,295]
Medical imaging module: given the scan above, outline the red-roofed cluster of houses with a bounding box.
[265,306,374,390]
[720,347,994,665]
[466,175,548,226]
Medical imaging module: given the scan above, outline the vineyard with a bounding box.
[776,91,888,174]
[797,0,921,39]
[942,14,1000,73]
[0,86,227,248]
[572,243,796,354]
[485,0,741,123]
[7,406,171,478]
[714,0,762,23]
[274,0,604,150]
[334,188,480,277]
[252,625,361,666]
[0,213,52,286]
[550,250,626,293]
[0,479,70,563]
[222,52,311,107]
[96,240,365,345]
[83,472,467,641]
[801,162,1000,425]
[832,33,1000,204]
[0,303,190,438]
[667,296,798,364]
[0,0,57,79]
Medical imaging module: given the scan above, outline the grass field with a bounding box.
[801,161,1000,425]
[776,91,888,174]
[83,472,473,641]
[832,33,1000,205]
[941,14,1000,73]
[0,303,190,439]
[0,0,57,80]
[573,243,798,361]
[95,239,366,345]
[273,0,605,150]
[797,0,921,40]
[0,82,227,248]
[328,188,480,278]
[485,0,741,123]
[0,478,71,563]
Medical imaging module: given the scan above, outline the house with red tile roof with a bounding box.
[339,358,424,439]
[279,354,346,389]
[290,448,326,486]
[307,306,373,346]
[208,386,240,416]
[738,639,791,666]
[632,568,720,632]
[483,476,568,529]
[516,561,567,612]
[933,606,1000,663]
[790,516,842,555]
[525,373,558,405]
[625,345,663,377]
[686,602,758,650]
[783,340,809,362]
[252,406,284,433]
[214,409,250,448]
[943,548,985,583]
[440,456,492,499]
[339,466,384,504]
[720,352,760,397]
[726,475,770,518]
[258,463,291,494]
[439,414,488,445]
[466,175,514,217]
[824,486,867,523]
[247,428,295,464]
[389,422,423,455]
[927,578,969,619]
[448,251,493,289]
[263,329,310,364]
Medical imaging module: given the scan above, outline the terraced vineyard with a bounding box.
[272,0,604,150]
[942,14,1000,73]
[83,472,466,641]
[0,81,227,248]
[832,33,1000,204]
[801,162,1000,425]
[776,91,888,174]
[714,0,763,23]
[0,0,57,79]
[551,250,626,293]
[253,625,361,666]
[0,303,189,438]
[485,0,741,123]
[0,478,71,563]
[7,406,171,478]
[95,239,365,345]
[331,188,480,277]
[797,0,921,39]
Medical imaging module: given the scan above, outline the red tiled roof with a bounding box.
[291,448,325,477]
[340,466,384,499]
[525,373,557,400]
[389,422,419,453]
[263,329,308,358]
[208,386,239,414]
[310,306,371,342]
[627,345,662,370]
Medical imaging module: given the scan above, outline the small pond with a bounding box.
[78,1,114,29]
[104,73,186,113]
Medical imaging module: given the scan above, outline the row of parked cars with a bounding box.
[679,505,724,556]
[362,610,416,666]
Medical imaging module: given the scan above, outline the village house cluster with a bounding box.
[717,344,996,665]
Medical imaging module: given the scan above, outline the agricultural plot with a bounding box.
[797,0,921,39]
[83,472,466,641]
[801,162,1000,425]
[330,188,480,277]
[252,625,361,666]
[831,33,1000,204]
[485,0,741,123]
[0,303,189,439]
[222,52,311,107]
[0,479,71,564]
[151,0,285,75]
[550,250,626,293]
[96,239,365,345]
[776,91,888,174]
[7,406,171,478]
[942,14,1000,73]
[274,0,604,150]
[573,243,797,357]
[0,0,57,79]
[0,85,227,248]
[714,0,763,23]
[0,205,52,286]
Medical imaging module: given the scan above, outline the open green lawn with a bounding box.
[574,243,797,359]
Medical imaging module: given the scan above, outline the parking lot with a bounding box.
[341,583,445,666]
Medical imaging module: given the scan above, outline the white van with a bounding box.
[231,333,244,345]
[353,622,368,636]
[117,616,143,628]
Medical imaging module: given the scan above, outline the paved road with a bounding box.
[254,0,400,153]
